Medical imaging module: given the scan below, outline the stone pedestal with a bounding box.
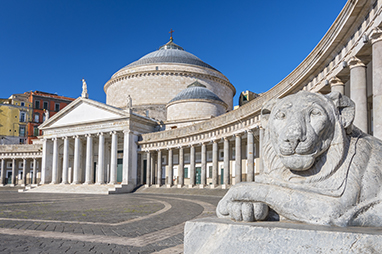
[184,217,382,254]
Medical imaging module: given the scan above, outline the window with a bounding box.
[19,126,26,137]
[34,126,39,136]
[42,115,46,122]
[19,112,26,122]
[162,155,167,165]
[30,161,39,168]
[196,152,201,163]
[43,101,48,110]
[184,153,190,163]
[184,167,188,178]
[208,166,213,178]
[20,102,25,106]
[219,149,224,160]
[35,100,40,109]
[18,170,23,180]
[207,151,212,161]
[6,162,12,168]
[173,154,179,164]
[18,161,24,168]
[55,103,60,112]
[34,113,39,123]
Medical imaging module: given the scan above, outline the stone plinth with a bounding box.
[184,217,382,254]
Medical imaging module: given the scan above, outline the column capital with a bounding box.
[348,56,366,69]
[329,77,344,87]
[73,135,79,139]
[123,130,133,134]
[52,137,57,141]
[62,136,68,140]
[369,27,382,44]
[166,147,173,151]
[97,132,104,136]
[234,133,243,137]
[223,136,232,141]
[110,131,117,135]
[85,134,92,138]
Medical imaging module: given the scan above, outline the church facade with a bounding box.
[1,0,382,194]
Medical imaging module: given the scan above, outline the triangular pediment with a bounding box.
[40,98,128,129]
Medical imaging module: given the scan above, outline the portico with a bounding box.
[38,97,156,192]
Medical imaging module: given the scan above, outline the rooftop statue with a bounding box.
[217,91,382,227]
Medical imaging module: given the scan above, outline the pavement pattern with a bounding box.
[0,187,225,253]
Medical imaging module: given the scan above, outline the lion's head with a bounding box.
[260,91,355,183]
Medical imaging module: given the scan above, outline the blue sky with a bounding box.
[0,0,347,107]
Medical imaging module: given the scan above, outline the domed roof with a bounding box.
[121,40,219,72]
[169,81,225,104]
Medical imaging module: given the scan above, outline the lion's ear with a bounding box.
[261,98,278,128]
[325,91,355,129]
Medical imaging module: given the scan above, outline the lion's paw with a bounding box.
[217,199,269,222]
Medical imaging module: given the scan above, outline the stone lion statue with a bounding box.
[217,91,382,227]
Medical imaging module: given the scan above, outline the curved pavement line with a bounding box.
[0,195,218,250]
[0,197,171,226]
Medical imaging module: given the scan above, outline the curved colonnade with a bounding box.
[138,0,382,188]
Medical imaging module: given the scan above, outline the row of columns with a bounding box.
[46,130,133,185]
[145,130,257,188]
[0,158,38,186]
[328,27,382,139]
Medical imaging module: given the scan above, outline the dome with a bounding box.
[169,81,225,104]
[119,40,219,72]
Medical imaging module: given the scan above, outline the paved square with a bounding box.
[0,188,223,253]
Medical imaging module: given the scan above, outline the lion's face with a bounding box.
[265,92,339,171]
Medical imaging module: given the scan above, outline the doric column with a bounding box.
[0,159,4,186]
[11,158,16,186]
[329,77,345,95]
[212,140,218,188]
[97,133,105,184]
[370,27,382,139]
[167,149,173,187]
[51,137,59,184]
[348,57,368,133]
[32,158,36,185]
[200,143,207,188]
[40,138,48,184]
[223,137,230,188]
[235,133,242,184]
[157,150,162,187]
[150,152,155,185]
[109,131,118,184]
[189,145,195,188]
[247,130,254,182]
[61,137,69,184]
[145,151,151,187]
[22,158,26,186]
[84,134,94,184]
[72,135,81,184]
[258,127,265,174]
[122,130,132,185]
[178,147,184,188]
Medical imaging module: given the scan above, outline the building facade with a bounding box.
[1,0,381,194]
[0,94,32,145]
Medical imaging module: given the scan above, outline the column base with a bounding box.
[83,182,94,185]
[222,184,229,189]
[210,184,218,189]
[10,184,15,187]
[31,184,38,187]
[144,184,151,188]
[177,184,184,188]
[156,184,162,188]
[95,182,104,185]
[50,182,58,185]
[188,184,195,188]
[166,184,173,188]
[0,184,4,187]
[21,184,25,187]
[60,182,69,185]
[199,184,206,189]
[71,182,81,185]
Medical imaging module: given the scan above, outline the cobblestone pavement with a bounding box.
[0,188,222,253]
